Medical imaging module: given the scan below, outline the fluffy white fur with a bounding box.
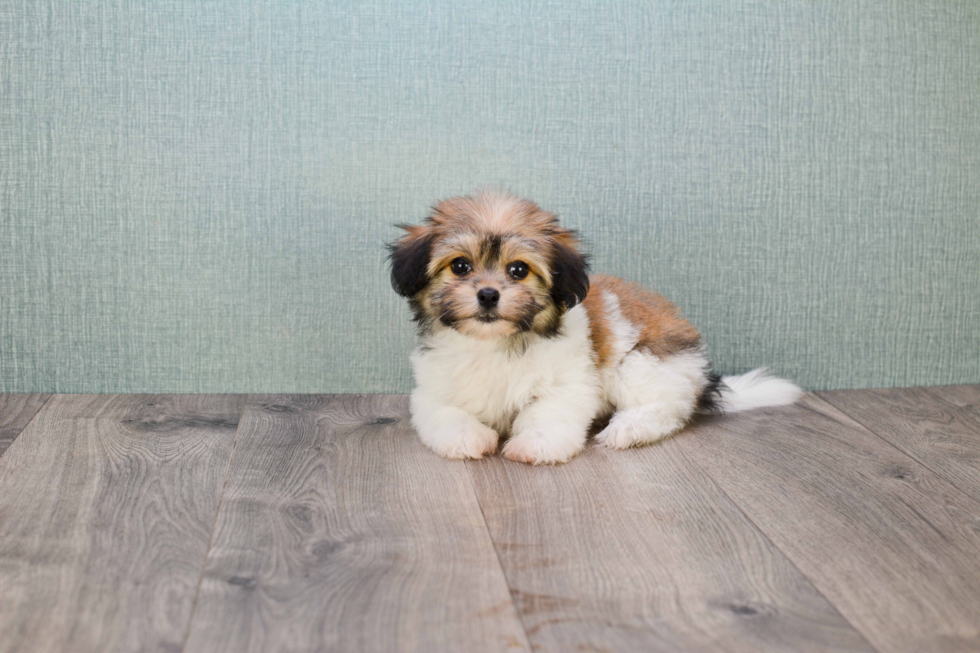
[712,368,803,413]
[411,304,600,463]
[411,293,801,464]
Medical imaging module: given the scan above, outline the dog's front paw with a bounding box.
[423,422,499,460]
[502,425,585,465]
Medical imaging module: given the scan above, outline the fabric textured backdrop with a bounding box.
[1,1,978,393]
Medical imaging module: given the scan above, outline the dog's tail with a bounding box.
[698,368,803,414]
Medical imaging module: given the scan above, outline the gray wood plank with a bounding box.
[820,386,980,503]
[0,394,246,653]
[925,384,980,412]
[467,436,873,652]
[0,394,51,456]
[183,394,530,653]
[677,394,980,653]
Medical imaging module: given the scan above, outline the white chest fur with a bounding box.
[410,305,600,433]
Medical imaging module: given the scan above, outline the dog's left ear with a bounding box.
[388,224,436,298]
[549,230,590,310]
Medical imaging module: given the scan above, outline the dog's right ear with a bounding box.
[388,224,437,298]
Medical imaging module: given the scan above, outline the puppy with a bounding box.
[389,191,801,464]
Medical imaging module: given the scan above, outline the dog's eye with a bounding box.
[450,257,472,276]
[508,261,529,280]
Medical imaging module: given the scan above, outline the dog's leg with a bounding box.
[594,404,690,449]
[410,390,499,459]
[595,349,705,449]
[503,384,600,465]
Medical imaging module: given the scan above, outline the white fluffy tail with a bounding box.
[714,368,803,413]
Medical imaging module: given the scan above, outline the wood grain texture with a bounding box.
[0,394,246,653]
[678,394,980,653]
[183,394,529,653]
[0,394,51,456]
[925,384,980,412]
[820,386,980,503]
[467,437,873,652]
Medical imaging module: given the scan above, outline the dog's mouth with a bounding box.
[452,312,523,340]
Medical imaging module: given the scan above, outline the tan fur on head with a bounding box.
[389,191,590,340]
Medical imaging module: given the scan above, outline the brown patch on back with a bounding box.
[581,285,616,368]
[584,275,702,366]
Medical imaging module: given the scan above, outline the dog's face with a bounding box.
[389,192,589,339]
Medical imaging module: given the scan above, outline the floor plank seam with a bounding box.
[464,460,534,652]
[817,391,980,508]
[0,394,53,461]
[179,394,251,653]
[671,433,883,653]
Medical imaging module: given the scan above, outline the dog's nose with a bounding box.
[477,287,500,309]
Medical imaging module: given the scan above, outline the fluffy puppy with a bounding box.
[389,191,801,464]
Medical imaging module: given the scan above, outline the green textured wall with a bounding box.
[2,1,978,393]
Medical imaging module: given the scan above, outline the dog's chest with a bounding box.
[429,339,550,422]
[412,308,598,430]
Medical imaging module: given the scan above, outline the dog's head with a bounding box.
[388,191,589,339]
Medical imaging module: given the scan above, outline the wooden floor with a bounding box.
[0,388,978,652]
